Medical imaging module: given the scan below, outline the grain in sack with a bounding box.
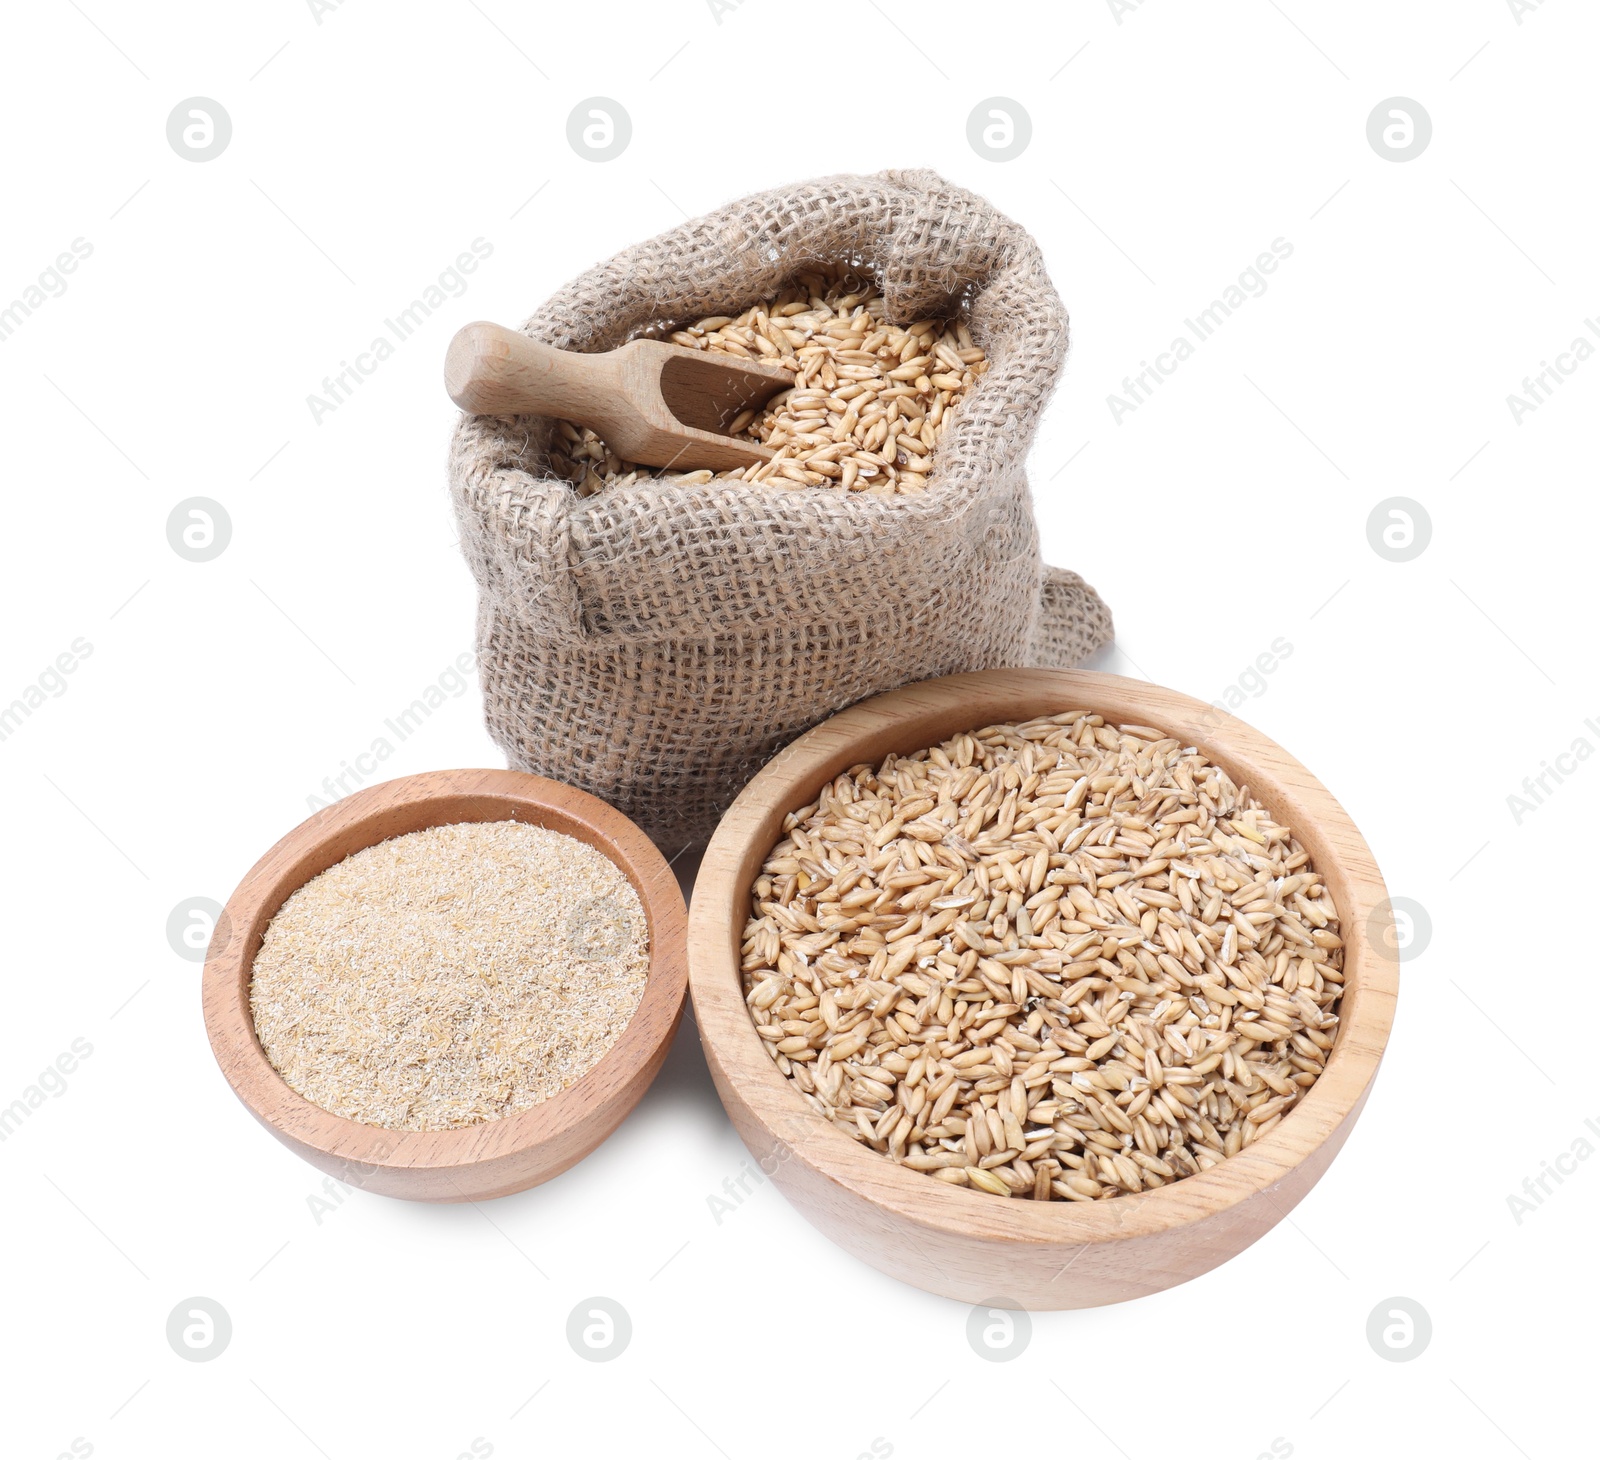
[450,170,1113,847]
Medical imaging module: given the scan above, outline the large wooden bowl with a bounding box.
[203,769,687,1201]
[689,671,1399,1308]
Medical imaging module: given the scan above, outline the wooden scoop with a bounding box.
[444,321,792,473]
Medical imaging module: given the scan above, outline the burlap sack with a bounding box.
[450,169,1113,849]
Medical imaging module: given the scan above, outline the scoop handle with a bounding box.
[444,322,612,419]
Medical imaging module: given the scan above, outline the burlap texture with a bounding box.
[450,169,1113,848]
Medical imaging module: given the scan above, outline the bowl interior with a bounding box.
[207,769,687,1179]
[692,670,1398,1244]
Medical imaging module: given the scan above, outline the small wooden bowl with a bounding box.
[689,671,1399,1308]
[203,768,687,1202]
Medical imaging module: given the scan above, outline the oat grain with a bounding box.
[739,715,1344,1200]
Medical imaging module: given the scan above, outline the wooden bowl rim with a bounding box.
[689,670,1399,1248]
[202,767,688,1180]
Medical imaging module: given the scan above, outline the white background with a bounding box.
[2,2,1595,1457]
